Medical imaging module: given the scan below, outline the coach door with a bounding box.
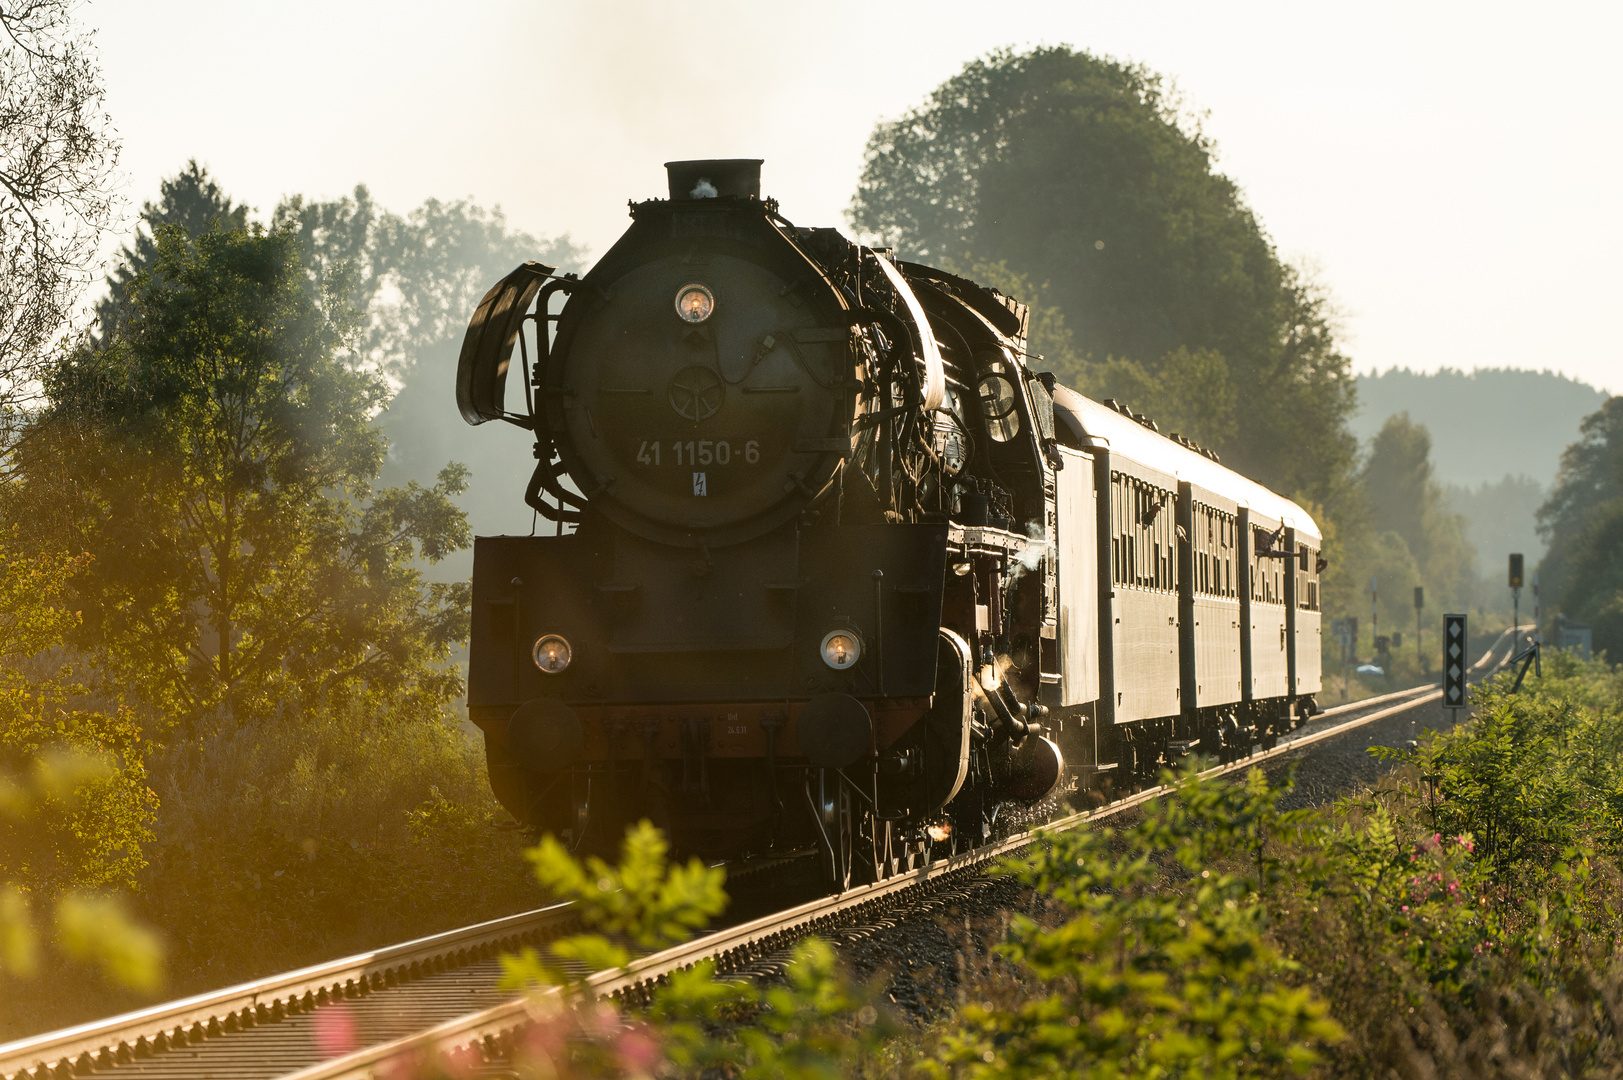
[1055,447,1100,708]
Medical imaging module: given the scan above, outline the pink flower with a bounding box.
[618,1025,662,1073]
[312,1004,358,1059]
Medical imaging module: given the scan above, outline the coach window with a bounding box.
[1162,500,1172,590]
[1225,514,1236,597]
[1150,492,1161,589]
[1166,498,1176,591]
[1112,473,1122,586]
[1136,480,1149,584]
[1298,545,1321,612]
[1113,475,1122,586]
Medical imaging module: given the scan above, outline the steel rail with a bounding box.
[0,904,578,1080]
[3,627,1521,1080]
[279,635,1522,1080]
[1311,624,1517,721]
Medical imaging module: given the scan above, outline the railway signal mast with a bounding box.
[1331,616,1356,702]
[1532,571,1540,642]
[1509,553,1524,634]
[1370,575,1378,660]
[1414,586,1424,669]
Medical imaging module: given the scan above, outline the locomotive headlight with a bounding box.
[674,283,715,323]
[820,630,862,671]
[533,634,572,673]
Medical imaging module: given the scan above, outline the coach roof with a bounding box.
[1051,385,1321,542]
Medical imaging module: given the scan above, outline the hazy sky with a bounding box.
[90,0,1620,393]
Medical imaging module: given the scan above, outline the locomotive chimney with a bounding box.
[665,158,763,201]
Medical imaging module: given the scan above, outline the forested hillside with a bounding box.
[1352,368,1609,584]
[1353,367,1606,489]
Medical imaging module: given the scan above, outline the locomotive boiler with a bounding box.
[456,159,1322,888]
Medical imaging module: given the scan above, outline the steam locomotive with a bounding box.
[456,160,1322,888]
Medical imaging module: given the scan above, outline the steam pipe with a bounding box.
[973,680,1031,742]
[538,453,587,510]
[524,458,582,523]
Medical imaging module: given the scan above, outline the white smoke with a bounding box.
[1009,520,1052,583]
[690,178,719,198]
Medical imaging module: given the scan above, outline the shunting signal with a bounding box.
[1443,613,1467,713]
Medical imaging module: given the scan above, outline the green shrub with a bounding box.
[1271,651,1623,1075]
[137,690,542,988]
[0,537,163,999]
[927,768,1342,1079]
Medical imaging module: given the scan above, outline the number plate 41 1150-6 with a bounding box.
[636,439,760,466]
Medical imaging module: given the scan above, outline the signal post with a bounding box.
[1443,613,1467,719]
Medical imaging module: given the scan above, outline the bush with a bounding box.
[1285,651,1623,1075]
[0,682,542,1037]
[0,537,164,1005]
[137,690,542,988]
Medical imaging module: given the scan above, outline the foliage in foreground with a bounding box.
[931,770,1341,1079]
[468,654,1623,1079]
[0,756,161,992]
[0,533,161,993]
[493,820,900,1080]
[484,793,1344,1078]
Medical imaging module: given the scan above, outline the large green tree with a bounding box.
[94,160,250,341]
[1537,396,1623,658]
[1357,413,1476,616]
[850,46,1357,511]
[12,224,470,729]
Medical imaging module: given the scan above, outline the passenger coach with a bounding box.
[1049,388,1323,774]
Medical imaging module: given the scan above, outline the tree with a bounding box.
[0,0,120,440]
[274,190,585,528]
[1364,414,1435,555]
[850,47,1358,511]
[1538,396,1623,658]
[1358,413,1476,616]
[94,160,249,341]
[11,224,471,729]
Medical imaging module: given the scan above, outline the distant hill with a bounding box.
[1352,367,1606,489]
[1353,367,1609,588]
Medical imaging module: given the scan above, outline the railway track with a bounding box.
[0,627,1520,1080]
